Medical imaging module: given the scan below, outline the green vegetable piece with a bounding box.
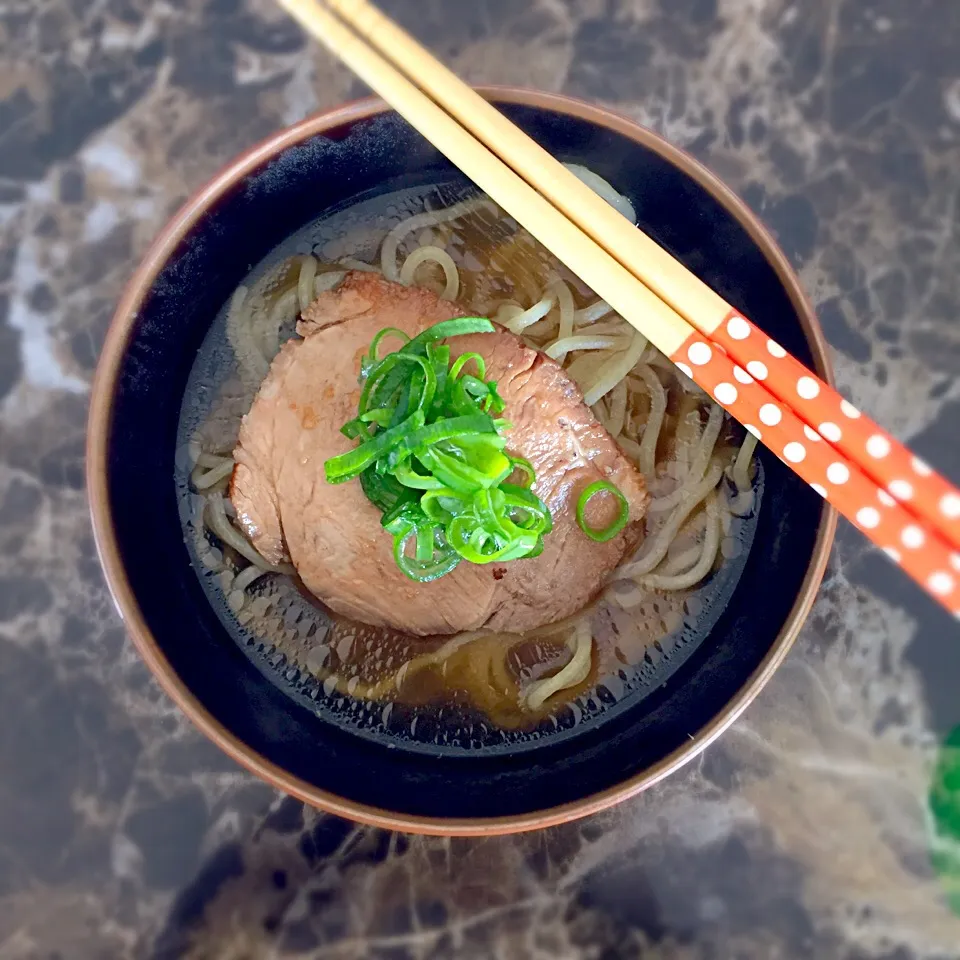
[401,317,494,355]
[393,526,460,582]
[449,352,486,382]
[321,317,626,583]
[324,410,426,482]
[507,457,536,489]
[363,326,410,377]
[929,725,960,917]
[576,480,630,542]
[359,466,416,513]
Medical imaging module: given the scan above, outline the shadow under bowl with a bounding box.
[87,88,836,835]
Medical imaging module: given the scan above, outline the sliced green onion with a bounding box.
[380,499,422,534]
[403,357,438,420]
[360,467,415,513]
[360,352,427,415]
[392,461,444,490]
[383,414,500,474]
[340,418,371,440]
[324,410,426,482]
[444,386,481,419]
[483,381,506,414]
[393,528,460,582]
[471,488,510,539]
[429,343,450,414]
[364,326,410,375]
[576,480,630,542]
[428,343,451,368]
[507,457,536,489]
[419,443,511,493]
[418,448,491,494]
[388,370,418,427]
[402,317,494,355]
[359,408,394,426]
[420,488,470,524]
[415,522,435,562]
[500,483,553,534]
[449,352,486,381]
[324,318,555,581]
[459,375,492,405]
[447,515,539,564]
[398,413,498,449]
[524,536,545,560]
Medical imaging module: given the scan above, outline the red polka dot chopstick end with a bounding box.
[709,308,960,556]
[670,329,960,619]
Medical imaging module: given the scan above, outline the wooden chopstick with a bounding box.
[324,0,960,563]
[275,0,960,618]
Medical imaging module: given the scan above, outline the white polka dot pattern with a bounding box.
[673,320,960,617]
[902,525,925,549]
[726,315,751,340]
[759,403,782,426]
[928,572,955,596]
[866,435,891,459]
[941,493,960,519]
[888,480,913,501]
[713,382,738,404]
[703,307,960,616]
[782,442,806,463]
[826,463,849,485]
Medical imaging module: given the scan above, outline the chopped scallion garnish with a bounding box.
[323,318,553,582]
[323,318,627,581]
[576,481,630,543]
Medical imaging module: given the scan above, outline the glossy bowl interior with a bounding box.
[88,89,835,835]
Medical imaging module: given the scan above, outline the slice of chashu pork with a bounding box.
[230,272,648,636]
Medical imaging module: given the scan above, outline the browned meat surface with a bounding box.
[231,272,648,636]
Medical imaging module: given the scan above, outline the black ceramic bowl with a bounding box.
[88,89,835,835]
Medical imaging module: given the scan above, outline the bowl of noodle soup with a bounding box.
[88,89,835,834]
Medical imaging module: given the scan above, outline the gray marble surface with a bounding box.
[2,0,960,956]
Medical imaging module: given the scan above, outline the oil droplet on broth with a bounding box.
[305,645,329,674]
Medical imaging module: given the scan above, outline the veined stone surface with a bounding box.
[1,0,959,956]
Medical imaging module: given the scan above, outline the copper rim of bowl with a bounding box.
[87,87,837,837]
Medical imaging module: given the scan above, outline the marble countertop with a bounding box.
[2,0,960,956]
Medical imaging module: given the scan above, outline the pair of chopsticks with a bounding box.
[277,0,960,618]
